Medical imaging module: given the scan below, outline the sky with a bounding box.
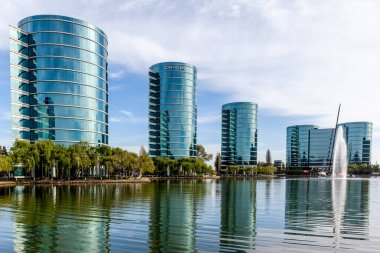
[1,0,380,163]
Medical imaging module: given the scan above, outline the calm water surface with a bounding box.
[1,178,380,252]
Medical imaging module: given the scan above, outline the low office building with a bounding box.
[221,102,258,169]
[273,160,283,169]
[286,122,372,170]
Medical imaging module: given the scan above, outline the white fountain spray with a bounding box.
[331,176,347,248]
[332,125,348,178]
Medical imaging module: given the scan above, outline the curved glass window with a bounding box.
[10,41,29,56]
[34,57,106,78]
[160,91,195,100]
[160,97,195,105]
[32,117,107,132]
[10,53,29,69]
[18,15,107,39]
[34,69,106,90]
[33,45,106,68]
[31,105,107,122]
[12,117,30,128]
[156,72,196,81]
[11,92,29,104]
[12,129,30,140]
[30,33,107,57]
[11,104,30,117]
[31,93,106,111]
[160,104,196,112]
[32,82,107,100]
[20,20,107,48]
[10,66,29,80]
[33,129,107,143]
[158,78,195,85]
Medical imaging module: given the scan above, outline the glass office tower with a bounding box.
[308,128,334,168]
[340,122,372,165]
[10,15,108,146]
[286,122,372,169]
[148,62,197,158]
[221,102,257,168]
[286,125,318,169]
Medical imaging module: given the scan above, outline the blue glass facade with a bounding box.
[10,15,108,145]
[221,102,257,167]
[309,128,334,168]
[286,122,372,169]
[340,122,372,165]
[286,125,318,168]
[148,62,197,158]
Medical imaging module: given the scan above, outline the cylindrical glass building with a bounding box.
[10,15,108,146]
[148,62,197,158]
[340,122,372,165]
[221,102,258,168]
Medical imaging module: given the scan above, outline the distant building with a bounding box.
[273,160,283,169]
[286,122,372,170]
[221,102,258,169]
[10,15,108,145]
[148,62,197,159]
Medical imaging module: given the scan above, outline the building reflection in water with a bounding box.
[220,179,257,251]
[342,179,369,240]
[285,179,369,246]
[148,180,205,252]
[3,185,118,252]
[0,179,370,252]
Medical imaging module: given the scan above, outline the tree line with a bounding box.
[0,141,216,179]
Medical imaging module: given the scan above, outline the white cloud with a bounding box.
[109,70,125,79]
[1,0,380,159]
[198,114,220,124]
[4,1,379,124]
[110,110,147,124]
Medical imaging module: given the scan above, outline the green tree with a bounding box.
[228,165,239,176]
[69,142,91,178]
[257,166,277,175]
[0,155,13,177]
[52,145,71,179]
[154,157,177,176]
[10,140,37,177]
[266,149,272,166]
[136,146,155,175]
[214,152,221,174]
[97,145,113,177]
[88,146,101,177]
[35,140,56,177]
[196,144,213,162]
[0,146,8,155]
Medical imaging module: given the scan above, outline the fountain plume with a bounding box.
[332,126,348,178]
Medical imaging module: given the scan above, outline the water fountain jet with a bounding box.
[332,126,348,178]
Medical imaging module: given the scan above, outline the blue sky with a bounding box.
[1,0,380,163]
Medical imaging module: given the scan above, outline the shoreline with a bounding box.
[0,177,151,187]
[0,174,376,187]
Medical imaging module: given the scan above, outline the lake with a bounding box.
[0,178,380,252]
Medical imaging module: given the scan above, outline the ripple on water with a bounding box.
[0,179,379,252]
